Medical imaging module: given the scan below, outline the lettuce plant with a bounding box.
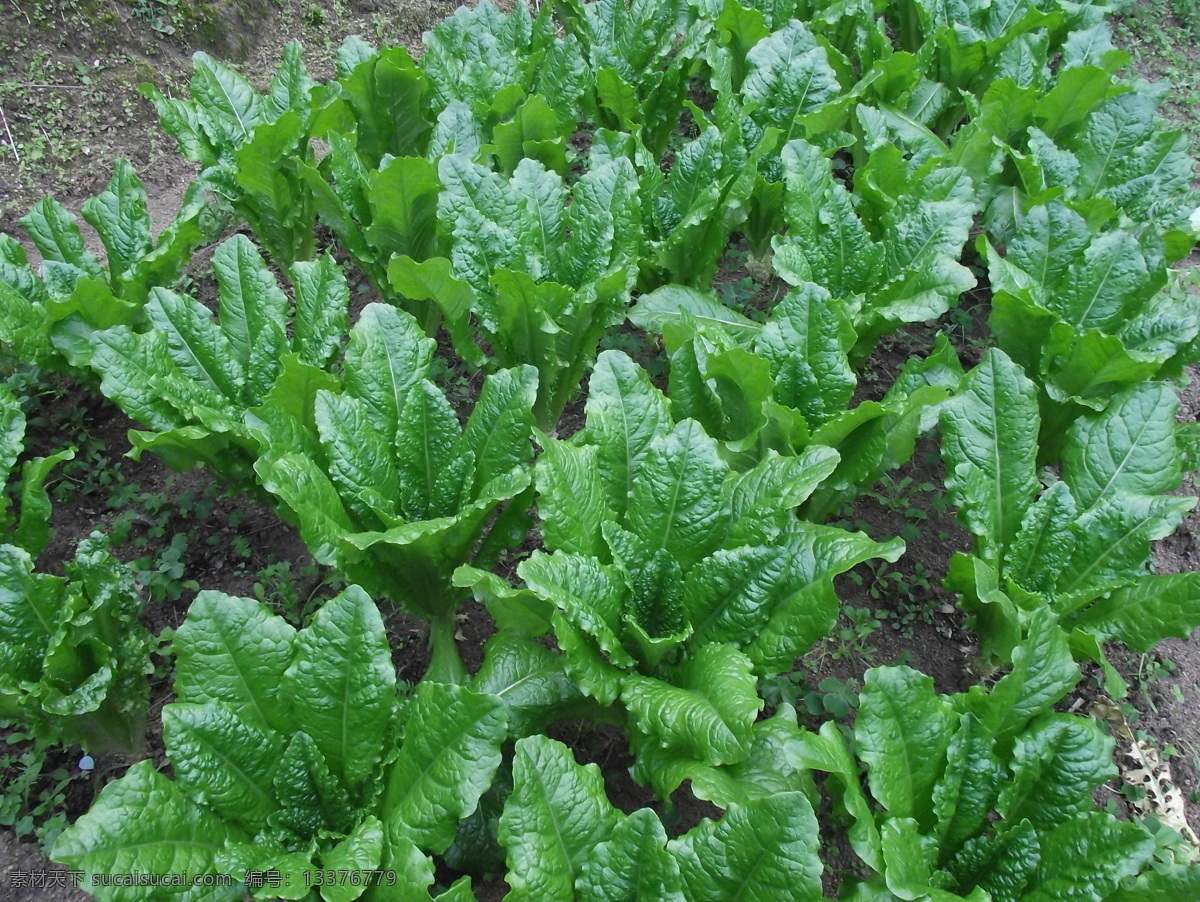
[984,201,1200,434]
[772,139,977,361]
[629,282,962,517]
[0,534,152,757]
[557,0,707,158]
[254,302,540,680]
[85,234,348,491]
[793,610,1191,900]
[303,137,444,332]
[497,733,824,902]
[53,588,507,901]
[389,153,641,431]
[329,1,585,174]
[941,348,1200,688]
[486,351,901,777]
[143,44,324,266]
[0,161,205,372]
[0,387,151,756]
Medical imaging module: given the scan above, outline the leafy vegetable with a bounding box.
[0,386,149,756]
[86,233,347,491]
[142,44,323,265]
[498,733,824,902]
[630,282,963,517]
[254,302,539,679]
[496,351,901,778]
[942,349,1200,686]
[53,588,507,901]
[390,153,641,430]
[0,161,206,372]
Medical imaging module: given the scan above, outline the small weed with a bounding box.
[761,672,860,721]
[0,723,89,850]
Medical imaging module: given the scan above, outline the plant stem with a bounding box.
[424,613,467,685]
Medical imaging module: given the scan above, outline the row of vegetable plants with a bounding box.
[2,0,1200,898]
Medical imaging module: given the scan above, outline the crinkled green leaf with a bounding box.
[290,255,349,370]
[857,666,954,831]
[52,760,245,902]
[383,682,506,855]
[499,735,621,902]
[628,419,727,570]
[669,792,823,902]
[173,592,297,734]
[80,159,152,278]
[996,713,1115,831]
[282,586,395,792]
[941,349,1040,562]
[621,643,760,766]
[162,701,281,834]
[577,808,684,902]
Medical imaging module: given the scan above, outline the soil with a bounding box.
[1,1,1199,900]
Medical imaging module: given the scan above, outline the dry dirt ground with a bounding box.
[1,0,1199,899]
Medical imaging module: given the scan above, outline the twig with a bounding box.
[0,104,18,169]
[7,0,29,25]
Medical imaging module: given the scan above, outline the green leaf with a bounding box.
[146,288,243,403]
[173,592,296,735]
[254,453,356,564]
[683,545,790,646]
[13,449,74,557]
[857,666,954,831]
[585,351,672,514]
[621,643,760,766]
[996,714,1115,831]
[191,51,265,145]
[964,608,1080,746]
[321,816,384,902]
[270,730,355,838]
[290,255,350,369]
[786,722,883,871]
[473,633,580,737]
[773,140,882,298]
[499,735,621,902]
[81,159,152,278]
[314,390,400,526]
[931,714,1003,857]
[941,349,1040,562]
[462,365,537,494]
[520,551,634,669]
[1055,230,1150,332]
[1004,481,1077,594]
[1068,571,1200,651]
[383,682,506,855]
[629,285,761,343]
[577,808,684,902]
[211,235,288,401]
[669,792,823,902]
[394,380,464,520]
[628,419,727,570]
[743,22,841,143]
[1063,382,1182,513]
[52,760,245,902]
[755,282,856,428]
[282,586,396,792]
[267,42,317,119]
[20,198,103,278]
[365,156,441,263]
[162,701,281,834]
[535,440,607,557]
[1021,812,1154,900]
[344,303,435,438]
[880,817,941,901]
